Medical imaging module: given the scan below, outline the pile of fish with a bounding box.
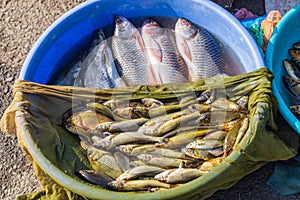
[282,41,300,119]
[63,90,250,192]
[56,15,224,87]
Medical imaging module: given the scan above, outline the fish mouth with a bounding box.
[115,15,126,29]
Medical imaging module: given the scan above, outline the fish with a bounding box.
[196,111,242,126]
[113,107,149,119]
[77,170,113,188]
[154,168,207,183]
[137,154,185,168]
[116,165,165,181]
[175,18,223,81]
[142,98,164,108]
[108,118,148,132]
[202,130,227,140]
[108,179,171,191]
[110,132,163,148]
[75,29,124,89]
[233,116,249,148]
[141,18,188,84]
[112,15,156,86]
[283,59,300,81]
[211,98,241,112]
[165,129,215,148]
[185,139,223,150]
[182,148,213,160]
[223,117,243,156]
[117,144,187,159]
[282,75,300,98]
[81,142,123,179]
[199,157,224,171]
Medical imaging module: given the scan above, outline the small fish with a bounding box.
[81,142,123,179]
[137,154,185,168]
[86,102,126,121]
[108,118,148,132]
[282,75,300,98]
[182,148,213,160]
[63,108,112,132]
[283,59,300,81]
[112,15,156,86]
[141,18,188,84]
[154,168,207,183]
[233,116,249,148]
[202,130,227,140]
[113,107,149,119]
[116,165,165,181]
[199,157,224,171]
[186,139,223,150]
[175,18,223,81]
[211,98,241,112]
[142,98,164,108]
[75,29,124,89]
[108,179,171,191]
[197,111,242,126]
[118,144,187,159]
[77,170,112,188]
[223,117,243,156]
[165,129,215,148]
[110,132,163,148]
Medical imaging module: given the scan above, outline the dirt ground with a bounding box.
[0,0,299,199]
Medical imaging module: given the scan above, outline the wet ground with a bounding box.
[0,0,299,199]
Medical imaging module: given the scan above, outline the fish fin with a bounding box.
[135,29,147,53]
[179,39,192,62]
[144,37,163,62]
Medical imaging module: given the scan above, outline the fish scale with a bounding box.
[185,29,222,78]
[158,32,189,83]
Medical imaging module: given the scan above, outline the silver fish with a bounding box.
[175,18,223,81]
[116,165,165,181]
[154,168,207,183]
[141,18,188,84]
[112,15,156,86]
[75,29,124,89]
[78,170,112,188]
[283,59,300,81]
[283,75,300,98]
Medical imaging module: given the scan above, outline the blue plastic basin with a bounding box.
[266,4,300,134]
[20,0,265,84]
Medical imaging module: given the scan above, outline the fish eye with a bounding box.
[181,19,187,25]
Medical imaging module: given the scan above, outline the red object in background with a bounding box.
[234,7,258,20]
